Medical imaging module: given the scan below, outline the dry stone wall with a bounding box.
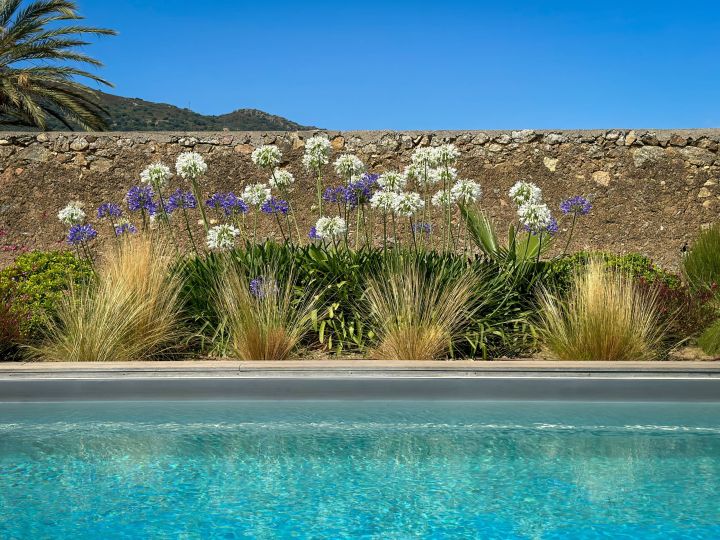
[1,129,719,268]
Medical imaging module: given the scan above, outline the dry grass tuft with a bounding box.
[365,261,477,360]
[538,260,664,361]
[217,264,315,360]
[33,235,185,361]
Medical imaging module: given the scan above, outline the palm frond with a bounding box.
[0,0,115,131]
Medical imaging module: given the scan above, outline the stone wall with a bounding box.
[1,129,719,268]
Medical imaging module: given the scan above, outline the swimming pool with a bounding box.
[1,401,719,539]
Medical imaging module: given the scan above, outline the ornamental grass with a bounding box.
[365,258,478,360]
[32,235,185,362]
[538,260,664,361]
[217,263,316,360]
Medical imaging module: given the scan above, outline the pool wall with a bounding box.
[1,376,719,402]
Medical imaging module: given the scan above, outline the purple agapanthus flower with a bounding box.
[308,226,320,240]
[115,222,137,235]
[126,186,157,215]
[97,202,122,219]
[206,192,227,210]
[166,189,198,213]
[261,197,289,215]
[412,222,432,235]
[67,224,97,245]
[207,192,248,216]
[560,196,592,216]
[323,186,348,204]
[249,276,278,299]
[249,277,264,298]
[348,173,379,205]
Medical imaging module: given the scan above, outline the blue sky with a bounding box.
[80,0,720,130]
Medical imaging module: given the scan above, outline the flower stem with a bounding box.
[181,207,198,255]
[562,211,578,257]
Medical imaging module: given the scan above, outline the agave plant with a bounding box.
[0,0,116,130]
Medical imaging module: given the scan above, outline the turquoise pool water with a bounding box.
[1,401,719,539]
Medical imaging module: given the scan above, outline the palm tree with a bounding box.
[0,0,116,131]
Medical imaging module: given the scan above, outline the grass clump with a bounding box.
[217,262,316,360]
[683,224,720,290]
[698,320,720,357]
[365,257,478,360]
[33,235,185,361]
[538,260,664,361]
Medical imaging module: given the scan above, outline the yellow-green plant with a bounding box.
[538,260,664,361]
[365,259,478,360]
[217,263,316,360]
[33,235,184,361]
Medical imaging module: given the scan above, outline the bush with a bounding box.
[547,251,680,292]
[635,278,715,348]
[181,242,384,355]
[0,250,93,341]
[180,241,542,359]
[683,224,720,290]
[33,236,185,362]
[538,260,665,361]
[0,297,22,358]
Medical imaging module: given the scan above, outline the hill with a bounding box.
[96,92,316,131]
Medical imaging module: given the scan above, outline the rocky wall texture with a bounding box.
[0,129,719,268]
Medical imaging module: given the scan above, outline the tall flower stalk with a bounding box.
[302,135,332,217]
[176,152,209,231]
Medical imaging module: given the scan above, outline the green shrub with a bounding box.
[180,241,541,359]
[0,250,93,340]
[683,224,720,290]
[0,297,22,358]
[547,252,680,292]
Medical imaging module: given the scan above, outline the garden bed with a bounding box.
[3,139,720,362]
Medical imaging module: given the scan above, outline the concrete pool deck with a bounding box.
[1,360,719,401]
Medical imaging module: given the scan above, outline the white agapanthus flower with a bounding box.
[518,202,552,231]
[58,201,86,225]
[405,164,442,186]
[370,190,399,212]
[431,189,459,208]
[333,154,365,180]
[302,135,332,171]
[251,145,282,169]
[242,183,272,206]
[450,179,482,204]
[411,147,440,168]
[176,152,208,180]
[393,192,425,217]
[269,168,295,190]
[509,181,542,206]
[206,224,240,250]
[433,144,460,165]
[377,171,406,192]
[140,162,172,189]
[315,216,347,239]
